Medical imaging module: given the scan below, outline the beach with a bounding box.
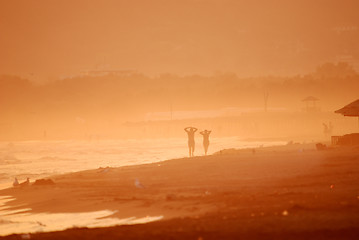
[1,143,359,239]
[2,0,359,239]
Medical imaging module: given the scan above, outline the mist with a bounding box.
[1,0,359,79]
[2,1,359,238]
[1,0,359,141]
[1,62,358,140]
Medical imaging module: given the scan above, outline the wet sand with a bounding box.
[1,143,359,239]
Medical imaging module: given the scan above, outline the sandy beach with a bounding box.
[1,143,359,239]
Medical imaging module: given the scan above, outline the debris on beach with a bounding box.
[282,210,289,216]
[19,177,30,187]
[13,177,19,187]
[97,166,111,173]
[37,221,46,227]
[166,194,177,201]
[13,177,30,187]
[20,234,31,240]
[316,143,327,150]
[33,179,55,186]
[316,143,333,151]
[135,178,145,189]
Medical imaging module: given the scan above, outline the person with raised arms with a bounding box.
[200,129,212,155]
[184,127,198,157]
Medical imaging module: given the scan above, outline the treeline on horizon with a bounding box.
[1,62,358,119]
[1,62,358,140]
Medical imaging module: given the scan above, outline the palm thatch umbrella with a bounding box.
[302,96,319,112]
[335,99,359,127]
[302,96,319,102]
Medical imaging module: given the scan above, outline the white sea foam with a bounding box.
[0,196,163,236]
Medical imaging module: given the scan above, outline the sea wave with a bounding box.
[0,138,286,188]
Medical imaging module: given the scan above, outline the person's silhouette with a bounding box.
[322,123,329,136]
[200,130,211,155]
[184,127,198,157]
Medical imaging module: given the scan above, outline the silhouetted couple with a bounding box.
[184,127,211,157]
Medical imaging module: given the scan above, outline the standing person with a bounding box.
[200,129,211,155]
[322,123,329,137]
[184,127,198,157]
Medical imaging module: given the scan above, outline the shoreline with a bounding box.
[1,143,359,239]
[0,137,289,190]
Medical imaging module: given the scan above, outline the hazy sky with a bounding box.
[1,0,358,80]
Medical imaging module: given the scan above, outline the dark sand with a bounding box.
[1,144,359,239]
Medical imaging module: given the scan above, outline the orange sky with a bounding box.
[0,0,358,80]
